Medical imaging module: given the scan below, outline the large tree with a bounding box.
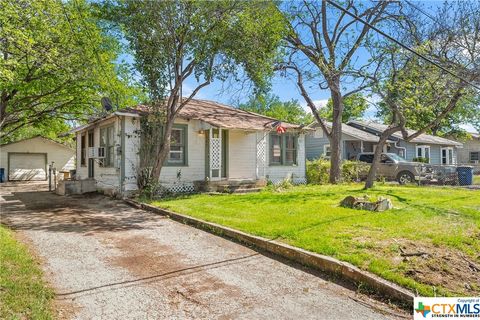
[0,0,142,142]
[319,93,368,123]
[362,1,480,189]
[105,0,286,187]
[237,93,313,125]
[279,0,395,183]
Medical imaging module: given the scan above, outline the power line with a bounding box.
[405,0,438,24]
[325,0,480,91]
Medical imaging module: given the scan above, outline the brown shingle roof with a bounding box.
[123,99,305,131]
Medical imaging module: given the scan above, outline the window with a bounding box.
[285,135,297,165]
[80,134,86,166]
[323,144,331,157]
[470,152,479,162]
[100,125,115,167]
[358,154,374,163]
[416,145,430,162]
[441,147,454,165]
[167,125,187,166]
[269,133,298,166]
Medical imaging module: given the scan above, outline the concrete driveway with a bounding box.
[0,182,408,319]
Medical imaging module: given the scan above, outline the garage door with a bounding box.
[9,153,47,181]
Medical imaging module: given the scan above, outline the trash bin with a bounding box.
[0,168,4,183]
[457,166,473,186]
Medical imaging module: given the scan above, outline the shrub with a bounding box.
[342,160,370,182]
[306,159,370,184]
[413,157,429,163]
[306,158,330,184]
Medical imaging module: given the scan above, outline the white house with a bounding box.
[72,99,308,196]
[0,136,75,181]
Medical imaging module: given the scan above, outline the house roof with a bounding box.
[308,121,383,142]
[73,99,306,133]
[348,120,463,146]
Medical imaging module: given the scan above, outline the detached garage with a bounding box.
[0,136,75,181]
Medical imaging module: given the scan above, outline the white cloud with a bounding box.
[300,99,329,114]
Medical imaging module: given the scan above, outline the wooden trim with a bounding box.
[165,124,188,167]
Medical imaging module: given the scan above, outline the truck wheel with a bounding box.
[397,171,415,185]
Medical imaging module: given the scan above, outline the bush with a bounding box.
[342,160,370,182]
[413,157,429,163]
[306,159,370,184]
[306,158,330,184]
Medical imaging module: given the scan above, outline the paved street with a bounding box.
[0,182,408,319]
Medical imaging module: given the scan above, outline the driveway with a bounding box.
[0,182,408,319]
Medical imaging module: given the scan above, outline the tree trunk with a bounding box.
[364,127,400,189]
[329,80,343,184]
[150,115,174,184]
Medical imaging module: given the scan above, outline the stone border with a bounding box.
[125,199,415,307]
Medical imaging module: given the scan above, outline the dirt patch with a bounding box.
[366,238,480,295]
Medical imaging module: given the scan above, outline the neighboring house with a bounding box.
[72,99,308,196]
[306,122,388,161]
[306,120,463,165]
[456,132,480,164]
[0,136,75,181]
[347,120,462,165]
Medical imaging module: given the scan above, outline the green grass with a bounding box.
[150,184,480,297]
[474,175,480,185]
[0,225,53,319]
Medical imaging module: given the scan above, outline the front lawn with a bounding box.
[150,184,480,297]
[0,225,54,319]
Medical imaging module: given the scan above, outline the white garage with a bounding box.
[0,136,75,182]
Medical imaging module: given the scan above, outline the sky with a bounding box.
[118,0,478,133]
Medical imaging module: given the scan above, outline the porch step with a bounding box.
[232,187,262,194]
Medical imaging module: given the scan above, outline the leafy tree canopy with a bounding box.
[319,93,368,123]
[0,0,145,143]
[375,58,480,137]
[238,93,313,125]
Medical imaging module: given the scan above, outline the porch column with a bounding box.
[360,140,364,153]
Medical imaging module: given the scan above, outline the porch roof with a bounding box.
[121,99,307,131]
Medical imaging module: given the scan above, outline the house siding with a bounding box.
[228,130,257,180]
[457,138,480,164]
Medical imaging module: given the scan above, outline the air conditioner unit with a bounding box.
[97,147,106,159]
[88,147,97,158]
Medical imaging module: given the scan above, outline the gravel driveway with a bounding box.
[0,182,408,319]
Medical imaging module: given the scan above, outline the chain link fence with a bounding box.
[425,164,480,187]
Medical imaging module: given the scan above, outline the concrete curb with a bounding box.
[125,199,415,307]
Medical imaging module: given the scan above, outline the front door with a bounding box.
[205,128,228,180]
[87,130,94,178]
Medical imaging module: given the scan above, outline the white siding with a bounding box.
[0,137,75,181]
[228,130,257,180]
[123,116,140,191]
